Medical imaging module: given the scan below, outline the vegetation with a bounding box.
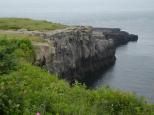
[0,32,47,43]
[0,31,154,114]
[0,34,36,74]
[1,64,153,115]
[0,18,66,31]
[0,39,17,74]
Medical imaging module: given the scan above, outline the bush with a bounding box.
[0,39,17,74]
[0,36,34,75]
[0,64,153,115]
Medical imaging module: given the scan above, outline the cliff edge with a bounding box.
[32,26,138,81]
[0,26,138,81]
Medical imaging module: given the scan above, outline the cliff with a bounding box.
[35,27,115,81]
[32,26,138,81]
[0,26,138,81]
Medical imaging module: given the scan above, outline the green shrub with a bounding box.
[0,63,153,115]
[0,39,17,74]
[0,36,35,75]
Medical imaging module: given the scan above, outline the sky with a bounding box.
[0,0,154,13]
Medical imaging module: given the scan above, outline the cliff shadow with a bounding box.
[80,62,116,89]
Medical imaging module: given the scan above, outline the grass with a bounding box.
[0,30,154,115]
[1,63,153,115]
[0,18,67,31]
[0,32,47,43]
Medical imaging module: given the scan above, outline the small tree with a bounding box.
[0,39,17,74]
[0,37,35,75]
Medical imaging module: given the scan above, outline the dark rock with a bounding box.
[33,26,138,81]
[33,27,116,81]
[93,27,138,47]
[129,34,138,41]
[1,27,138,81]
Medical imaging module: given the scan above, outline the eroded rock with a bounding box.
[0,26,138,81]
[33,27,115,81]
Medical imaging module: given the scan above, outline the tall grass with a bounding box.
[0,18,66,31]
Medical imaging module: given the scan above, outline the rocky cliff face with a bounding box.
[33,27,115,81]
[1,26,138,81]
[33,26,138,81]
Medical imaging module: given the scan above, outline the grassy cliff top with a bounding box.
[0,32,46,43]
[0,18,67,31]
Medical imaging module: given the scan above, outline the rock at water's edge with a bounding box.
[33,26,138,81]
[2,26,138,81]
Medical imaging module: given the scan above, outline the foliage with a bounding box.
[0,34,153,115]
[0,33,47,43]
[0,18,66,31]
[0,63,153,115]
[0,39,17,74]
[0,36,34,74]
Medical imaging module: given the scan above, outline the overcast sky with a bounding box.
[0,0,154,13]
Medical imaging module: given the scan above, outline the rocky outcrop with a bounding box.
[0,26,138,81]
[32,26,138,81]
[33,27,116,81]
[93,28,138,46]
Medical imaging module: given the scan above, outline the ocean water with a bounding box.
[1,10,154,103]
